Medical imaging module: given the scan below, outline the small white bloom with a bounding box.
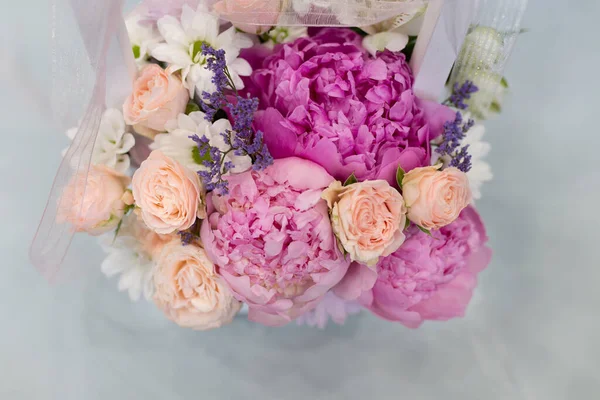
[126,13,162,68]
[363,31,409,56]
[151,112,252,174]
[63,109,135,174]
[461,122,493,201]
[99,215,157,302]
[151,4,253,98]
[264,26,307,48]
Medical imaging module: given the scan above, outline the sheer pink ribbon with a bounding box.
[30,0,135,281]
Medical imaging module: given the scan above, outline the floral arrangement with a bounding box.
[46,0,526,330]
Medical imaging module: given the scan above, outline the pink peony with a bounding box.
[359,206,491,328]
[246,28,454,185]
[200,157,351,326]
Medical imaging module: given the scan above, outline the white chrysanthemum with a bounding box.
[100,214,163,302]
[462,122,493,200]
[264,26,307,48]
[150,112,252,173]
[151,4,253,98]
[125,13,162,68]
[63,109,135,174]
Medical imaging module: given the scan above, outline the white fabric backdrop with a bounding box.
[1,1,599,398]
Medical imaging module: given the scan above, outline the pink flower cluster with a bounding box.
[246,28,453,185]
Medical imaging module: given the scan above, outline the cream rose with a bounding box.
[322,180,407,267]
[58,165,131,235]
[213,0,281,34]
[153,239,241,330]
[123,64,189,139]
[402,165,472,230]
[132,150,206,234]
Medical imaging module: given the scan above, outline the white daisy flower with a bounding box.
[151,4,253,98]
[63,109,135,174]
[99,214,172,302]
[125,13,162,68]
[461,122,493,201]
[150,112,252,174]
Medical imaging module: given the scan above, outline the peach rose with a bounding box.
[123,64,189,139]
[322,180,407,267]
[213,0,281,34]
[153,239,241,330]
[132,150,206,234]
[58,165,131,235]
[402,165,472,230]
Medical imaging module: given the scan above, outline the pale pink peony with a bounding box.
[322,180,407,267]
[132,150,205,234]
[213,0,281,34]
[123,64,189,138]
[58,165,130,235]
[359,206,491,328]
[153,239,241,330]
[402,165,471,230]
[200,157,351,326]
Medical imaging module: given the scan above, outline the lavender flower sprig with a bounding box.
[436,81,479,173]
[445,80,479,110]
[189,44,273,194]
[436,111,475,173]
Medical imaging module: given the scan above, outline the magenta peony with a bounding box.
[246,28,454,185]
[359,206,491,328]
[200,157,351,326]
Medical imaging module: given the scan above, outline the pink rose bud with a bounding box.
[402,165,472,230]
[153,240,241,330]
[213,0,281,34]
[132,150,206,234]
[58,165,131,235]
[322,180,408,267]
[123,64,189,139]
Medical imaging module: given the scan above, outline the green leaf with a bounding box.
[396,166,406,189]
[500,76,509,88]
[343,173,358,186]
[132,45,141,59]
[404,219,411,230]
[401,36,418,62]
[185,102,201,115]
[417,225,432,236]
[191,146,211,165]
[489,101,502,114]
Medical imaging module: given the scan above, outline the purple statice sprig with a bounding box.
[445,80,479,110]
[178,220,201,246]
[190,44,273,194]
[436,111,475,173]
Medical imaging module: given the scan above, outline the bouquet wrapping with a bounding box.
[31,0,527,330]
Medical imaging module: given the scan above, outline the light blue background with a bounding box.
[1,1,599,399]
